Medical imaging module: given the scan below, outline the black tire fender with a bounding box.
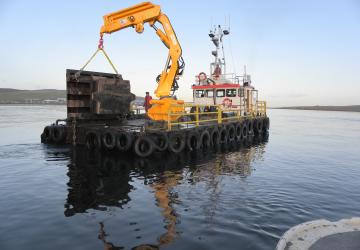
[199,129,211,149]
[219,126,228,144]
[235,122,242,141]
[253,119,258,133]
[256,118,263,135]
[186,130,200,151]
[133,136,154,158]
[116,131,133,152]
[210,127,220,145]
[41,126,53,143]
[264,117,270,131]
[52,125,66,143]
[247,119,254,135]
[85,131,102,150]
[241,121,248,140]
[150,132,169,152]
[102,130,116,150]
[227,123,236,142]
[168,132,186,153]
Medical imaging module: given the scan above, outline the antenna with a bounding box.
[228,14,231,32]
[208,24,231,77]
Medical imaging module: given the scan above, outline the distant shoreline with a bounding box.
[271,105,360,113]
[0,103,66,105]
[1,89,359,112]
[1,104,359,113]
[0,88,144,106]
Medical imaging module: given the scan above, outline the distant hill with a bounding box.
[0,88,23,93]
[0,88,144,105]
[0,88,66,104]
[274,105,360,112]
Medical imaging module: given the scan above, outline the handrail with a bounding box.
[194,71,250,85]
[165,101,267,131]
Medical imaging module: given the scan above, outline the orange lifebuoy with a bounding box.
[197,72,207,83]
[222,98,232,108]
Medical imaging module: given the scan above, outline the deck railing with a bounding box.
[194,73,243,85]
[256,101,267,116]
[166,101,267,131]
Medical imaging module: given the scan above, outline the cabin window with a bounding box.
[239,88,244,97]
[195,90,205,98]
[206,90,214,97]
[226,89,237,97]
[216,89,225,97]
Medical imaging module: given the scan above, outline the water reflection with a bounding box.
[63,134,268,249]
[64,149,133,217]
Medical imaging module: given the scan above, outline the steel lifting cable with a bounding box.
[100,49,118,74]
[75,35,119,79]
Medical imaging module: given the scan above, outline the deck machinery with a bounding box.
[41,2,269,157]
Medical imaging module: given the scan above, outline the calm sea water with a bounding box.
[0,105,359,250]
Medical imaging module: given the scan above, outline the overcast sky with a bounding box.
[0,0,359,106]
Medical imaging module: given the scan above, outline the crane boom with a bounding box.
[99,2,184,121]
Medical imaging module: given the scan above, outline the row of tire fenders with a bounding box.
[41,125,67,144]
[86,117,269,157]
[41,117,269,157]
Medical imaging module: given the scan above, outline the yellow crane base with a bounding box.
[148,98,184,121]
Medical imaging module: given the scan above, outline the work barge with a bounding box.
[41,67,269,157]
[40,2,269,157]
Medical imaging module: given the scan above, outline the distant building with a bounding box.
[57,98,66,103]
[25,99,42,104]
[42,98,66,104]
[42,99,58,104]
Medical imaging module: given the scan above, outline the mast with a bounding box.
[208,25,229,78]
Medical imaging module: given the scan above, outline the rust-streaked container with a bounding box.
[66,69,135,120]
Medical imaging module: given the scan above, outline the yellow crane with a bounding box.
[100,2,185,121]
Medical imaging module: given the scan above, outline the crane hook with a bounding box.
[98,34,104,49]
